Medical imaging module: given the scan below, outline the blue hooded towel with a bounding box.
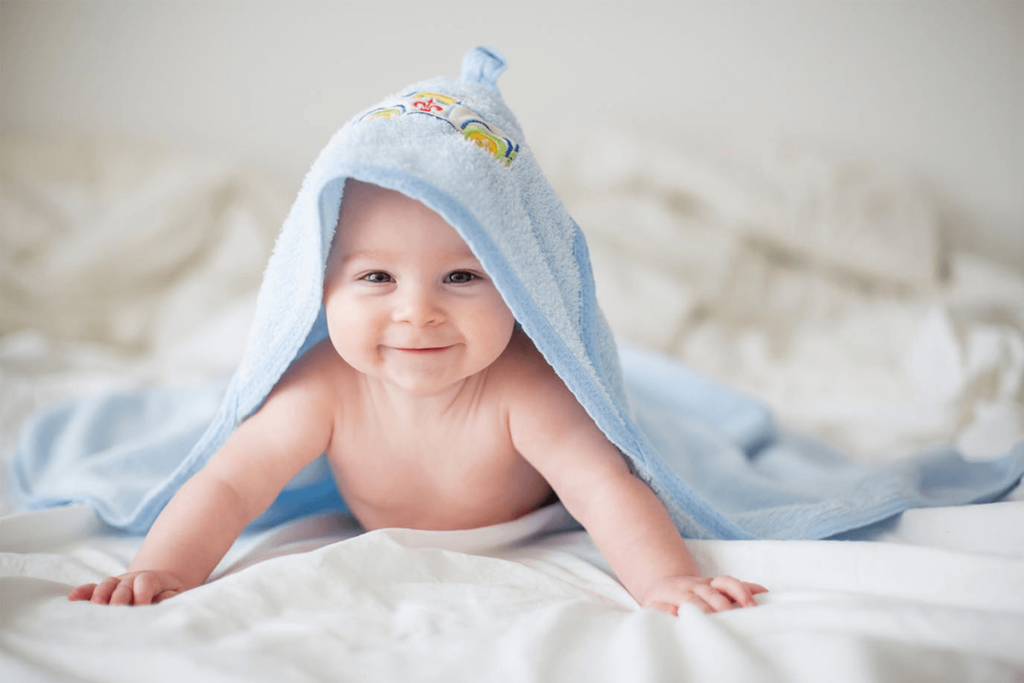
[12,47,1024,539]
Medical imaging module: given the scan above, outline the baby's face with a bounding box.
[323,180,516,396]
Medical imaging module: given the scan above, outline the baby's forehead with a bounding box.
[332,179,476,255]
[338,179,409,216]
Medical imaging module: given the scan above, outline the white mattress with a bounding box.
[2,133,1022,682]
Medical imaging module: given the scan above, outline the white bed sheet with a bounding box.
[2,501,1023,683]
[2,133,1023,682]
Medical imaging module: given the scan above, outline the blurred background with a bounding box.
[2,1,1023,467]
[3,0,1022,269]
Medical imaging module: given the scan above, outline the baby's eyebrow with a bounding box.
[341,249,390,264]
[340,247,479,264]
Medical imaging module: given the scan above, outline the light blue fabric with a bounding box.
[12,47,1024,539]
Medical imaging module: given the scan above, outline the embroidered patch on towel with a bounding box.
[359,91,519,166]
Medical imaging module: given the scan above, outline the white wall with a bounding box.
[2,1,1021,271]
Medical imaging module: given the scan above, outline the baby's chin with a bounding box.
[374,369,478,397]
[336,343,506,395]
[377,358,500,397]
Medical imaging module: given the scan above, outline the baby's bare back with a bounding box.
[308,333,555,531]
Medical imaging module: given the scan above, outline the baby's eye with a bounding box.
[444,271,477,284]
[362,272,393,283]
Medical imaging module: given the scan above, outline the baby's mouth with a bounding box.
[392,346,451,354]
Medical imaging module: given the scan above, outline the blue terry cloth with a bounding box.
[11,47,1024,539]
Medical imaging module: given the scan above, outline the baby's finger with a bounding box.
[90,576,121,604]
[647,600,680,617]
[153,589,181,604]
[745,582,769,595]
[132,574,160,606]
[109,580,134,606]
[695,584,735,612]
[67,583,97,601]
[710,575,757,607]
[681,594,714,614]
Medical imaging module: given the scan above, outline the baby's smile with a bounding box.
[392,346,451,353]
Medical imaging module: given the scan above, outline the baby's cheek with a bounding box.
[328,332,376,375]
[324,301,366,351]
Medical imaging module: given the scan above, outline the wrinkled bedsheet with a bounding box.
[2,501,1023,683]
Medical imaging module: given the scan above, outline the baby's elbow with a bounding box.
[190,468,266,528]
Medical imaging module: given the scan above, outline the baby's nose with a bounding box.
[392,285,445,327]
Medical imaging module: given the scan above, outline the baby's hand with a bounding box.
[641,575,768,615]
[68,571,186,606]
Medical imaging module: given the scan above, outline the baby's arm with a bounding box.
[508,360,767,615]
[68,347,338,606]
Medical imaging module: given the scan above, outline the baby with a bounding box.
[69,179,766,615]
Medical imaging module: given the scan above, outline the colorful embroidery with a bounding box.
[365,106,405,120]
[410,92,458,106]
[358,91,519,166]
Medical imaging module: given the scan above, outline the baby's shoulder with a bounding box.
[271,339,353,400]
[240,340,349,444]
[490,331,603,452]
